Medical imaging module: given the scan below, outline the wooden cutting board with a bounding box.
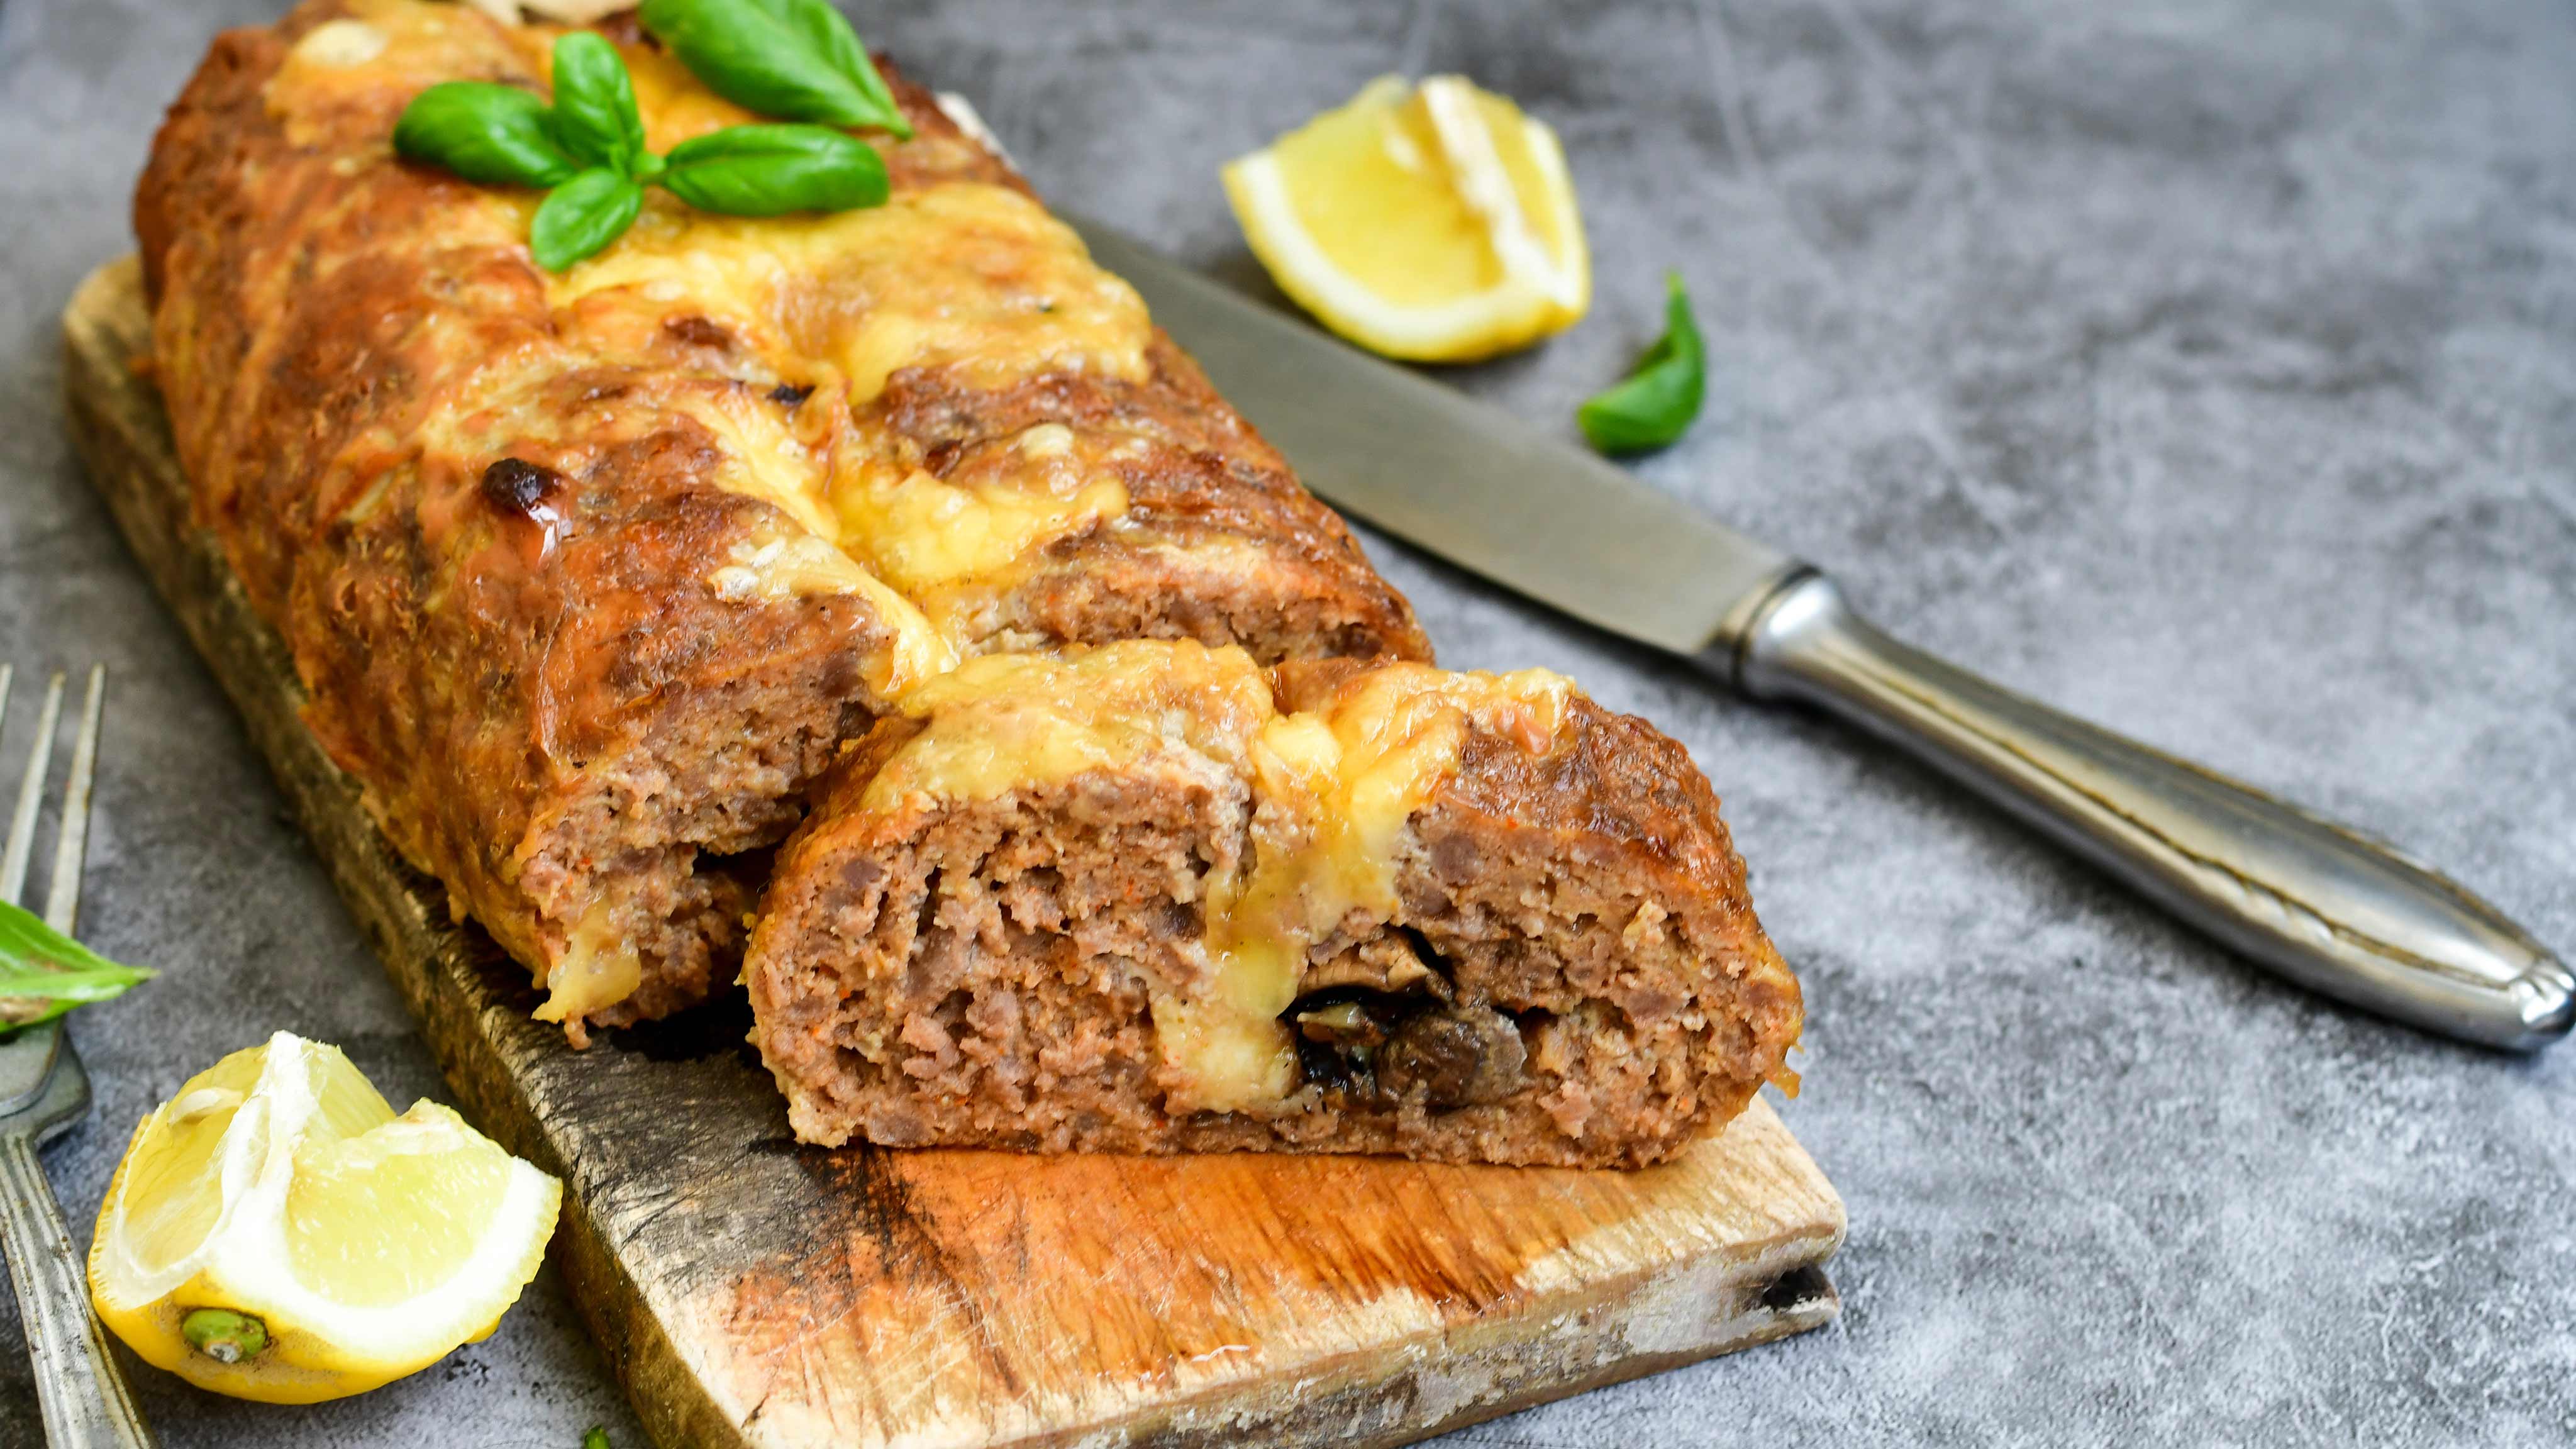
[60,255,1845,1449]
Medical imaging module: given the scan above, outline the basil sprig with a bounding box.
[639,0,913,139]
[1578,272,1707,455]
[392,82,579,187]
[395,32,891,271]
[0,899,153,1031]
[662,125,890,215]
[531,167,647,272]
[549,31,650,175]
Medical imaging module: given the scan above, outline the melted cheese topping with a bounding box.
[712,526,959,698]
[277,3,1152,639]
[869,644,1579,1113]
[1167,662,1572,1113]
[863,641,1276,812]
[551,186,1150,405]
[1253,661,1572,926]
[535,898,643,1028]
[830,425,1130,594]
[271,1,497,143]
[543,66,1152,613]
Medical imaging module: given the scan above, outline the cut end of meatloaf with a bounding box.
[745,642,1801,1168]
[338,584,913,1046]
[508,659,879,1043]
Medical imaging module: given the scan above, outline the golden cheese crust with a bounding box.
[135,0,1426,1037]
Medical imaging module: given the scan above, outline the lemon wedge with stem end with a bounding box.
[1224,74,1589,362]
[87,1030,561,1404]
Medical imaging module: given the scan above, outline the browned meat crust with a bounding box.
[135,1,1426,1038]
[746,650,1801,1167]
[863,339,1429,662]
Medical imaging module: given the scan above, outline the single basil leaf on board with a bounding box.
[660,124,890,216]
[755,0,912,138]
[531,168,645,271]
[639,0,907,134]
[392,82,579,188]
[548,31,648,174]
[0,899,153,1031]
[1577,271,1707,455]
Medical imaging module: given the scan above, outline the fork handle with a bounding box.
[1727,570,2574,1050]
[1,1132,157,1448]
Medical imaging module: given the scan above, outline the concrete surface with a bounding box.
[2,0,2572,1444]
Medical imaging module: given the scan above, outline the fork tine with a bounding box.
[0,672,64,906]
[42,667,104,934]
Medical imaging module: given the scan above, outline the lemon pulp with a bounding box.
[1223,75,1589,362]
[88,1031,561,1404]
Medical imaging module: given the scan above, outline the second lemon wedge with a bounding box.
[88,1031,562,1404]
[1223,75,1589,362]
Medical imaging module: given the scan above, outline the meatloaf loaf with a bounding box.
[745,642,1802,1167]
[136,0,1425,1040]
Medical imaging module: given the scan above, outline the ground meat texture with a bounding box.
[136,1,1430,1039]
[745,655,1802,1169]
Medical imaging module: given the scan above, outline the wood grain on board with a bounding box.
[61,255,1845,1449]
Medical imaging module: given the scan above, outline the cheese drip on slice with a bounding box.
[1165,662,1572,1113]
[536,898,643,1027]
[867,643,1576,1114]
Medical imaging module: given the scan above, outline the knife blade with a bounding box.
[1070,214,2572,1052]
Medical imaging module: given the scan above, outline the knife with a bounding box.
[1072,216,2572,1052]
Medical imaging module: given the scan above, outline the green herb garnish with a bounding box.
[548,31,651,176]
[582,1428,611,1449]
[661,123,892,215]
[391,82,580,187]
[639,0,913,139]
[395,32,892,271]
[0,899,153,1031]
[1577,272,1706,455]
[530,167,648,272]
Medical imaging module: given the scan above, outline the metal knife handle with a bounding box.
[1723,570,2573,1050]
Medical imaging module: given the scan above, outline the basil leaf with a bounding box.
[0,899,152,1032]
[1578,272,1706,455]
[393,82,579,189]
[755,0,911,138]
[531,168,645,272]
[640,0,909,135]
[549,32,648,175]
[660,124,889,216]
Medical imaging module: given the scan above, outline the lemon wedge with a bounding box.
[1223,75,1589,362]
[88,1031,561,1404]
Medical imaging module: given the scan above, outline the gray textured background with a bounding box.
[3,0,2572,1444]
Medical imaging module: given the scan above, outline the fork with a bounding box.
[0,665,157,1448]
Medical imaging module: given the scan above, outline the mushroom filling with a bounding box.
[1284,932,1528,1111]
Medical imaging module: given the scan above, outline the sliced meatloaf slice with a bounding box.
[745,642,1801,1168]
